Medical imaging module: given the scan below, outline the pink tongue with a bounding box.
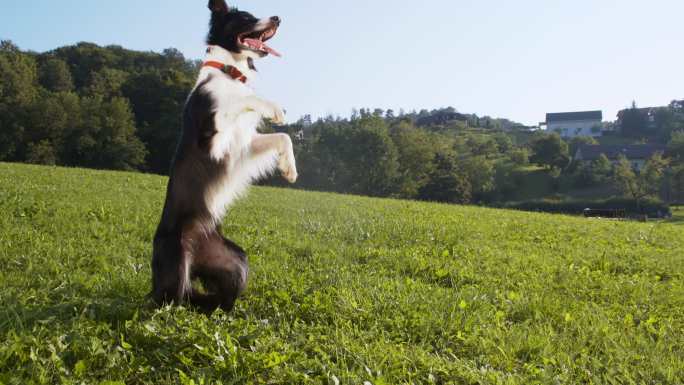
[242,38,282,58]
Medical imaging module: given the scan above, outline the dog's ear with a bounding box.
[208,0,229,13]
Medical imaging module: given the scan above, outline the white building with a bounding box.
[542,111,603,138]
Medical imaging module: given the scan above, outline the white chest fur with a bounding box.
[195,49,281,223]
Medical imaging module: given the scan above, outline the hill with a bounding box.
[1,163,683,384]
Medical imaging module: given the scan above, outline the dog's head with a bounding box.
[207,0,281,60]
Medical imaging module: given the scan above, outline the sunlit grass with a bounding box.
[1,162,683,384]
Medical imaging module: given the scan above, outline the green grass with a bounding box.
[1,162,683,384]
[668,206,684,225]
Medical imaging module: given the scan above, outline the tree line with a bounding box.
[2,41,683,209]
[282,113,684,207]
[1,41,197,173]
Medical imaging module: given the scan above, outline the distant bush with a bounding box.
[501,197,669,217]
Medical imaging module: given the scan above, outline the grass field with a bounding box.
[1,162,683,384]
[669,206,684,225]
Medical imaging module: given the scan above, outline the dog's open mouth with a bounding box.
[238,25,281,57]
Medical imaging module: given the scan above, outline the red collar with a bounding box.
[203,61,248,83]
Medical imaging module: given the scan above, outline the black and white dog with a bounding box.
[151,0,297,313]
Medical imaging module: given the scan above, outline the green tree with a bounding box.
[466,135,499,159]
[26,93,69,146]
[667,131,684,164]
[592,154,613,183]
[620,101,648,138]
[344,117,399,196]
[669,165,684,203]
[490,161,522,202]
[123,69,194,173]
[529,133,570,170]
[51,42,118,88]
[26,140,57,165]
[509,148,529,166]
[86,67,128,98]
[459,155,495,199]
[0,41,39,160]
[419,152,471,204]
[575,153,612,187]
[613,153,669,211]
[493,133,514,154]
[78,96,146,170]
[390,121,437,198]
[38,57,74,92]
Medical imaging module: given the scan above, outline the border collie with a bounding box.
[151,0,297,313]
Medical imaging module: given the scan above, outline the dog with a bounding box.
[151,0,297,314]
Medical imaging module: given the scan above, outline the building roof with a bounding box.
[546,111,602,123]
[576,144,667,161]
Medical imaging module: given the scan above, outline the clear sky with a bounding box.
[2,0,683,125]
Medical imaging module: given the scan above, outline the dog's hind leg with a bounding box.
[190,268,245,313]
[190,231,248,313]
[151,233,188,306]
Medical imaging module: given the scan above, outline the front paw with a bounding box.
[280,161,298,183]
[278,152,298,184]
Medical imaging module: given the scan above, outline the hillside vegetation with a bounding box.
[1,163,683,384]
[3,41,684,209]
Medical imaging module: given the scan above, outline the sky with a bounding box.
[2,0,683,125]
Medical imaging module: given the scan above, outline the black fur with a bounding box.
[151,0,282,314]
[152,75,249,314]
[206,0,280,58]
[207,0,260,54]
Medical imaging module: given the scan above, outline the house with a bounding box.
[574,144,667,171]
[542,111,603,138]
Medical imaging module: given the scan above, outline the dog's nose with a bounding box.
[271,16,281,25]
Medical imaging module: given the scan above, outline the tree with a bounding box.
[652,106,684,141]
[667,131,684,164]
[574,153,612,187]
[459,155,495,199]
[620,101,648,138]
[390,121,437,198]
[669,165,684,203]
[592,154,613,183]
[529,133,569,170]
[51,42,118,88]
[613,153,669,211]
[76,96,146,170]
[493,133,514,154]
[419,152,471,204]
[509,148,529,166]
[491,161,522,202]
[38,57,74,92]
[467,137,499,159]
[343,117,399,196]
[26,140,57,165]
[123,69,194,173]
[0,43,39,160]
[86,67,128,98]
